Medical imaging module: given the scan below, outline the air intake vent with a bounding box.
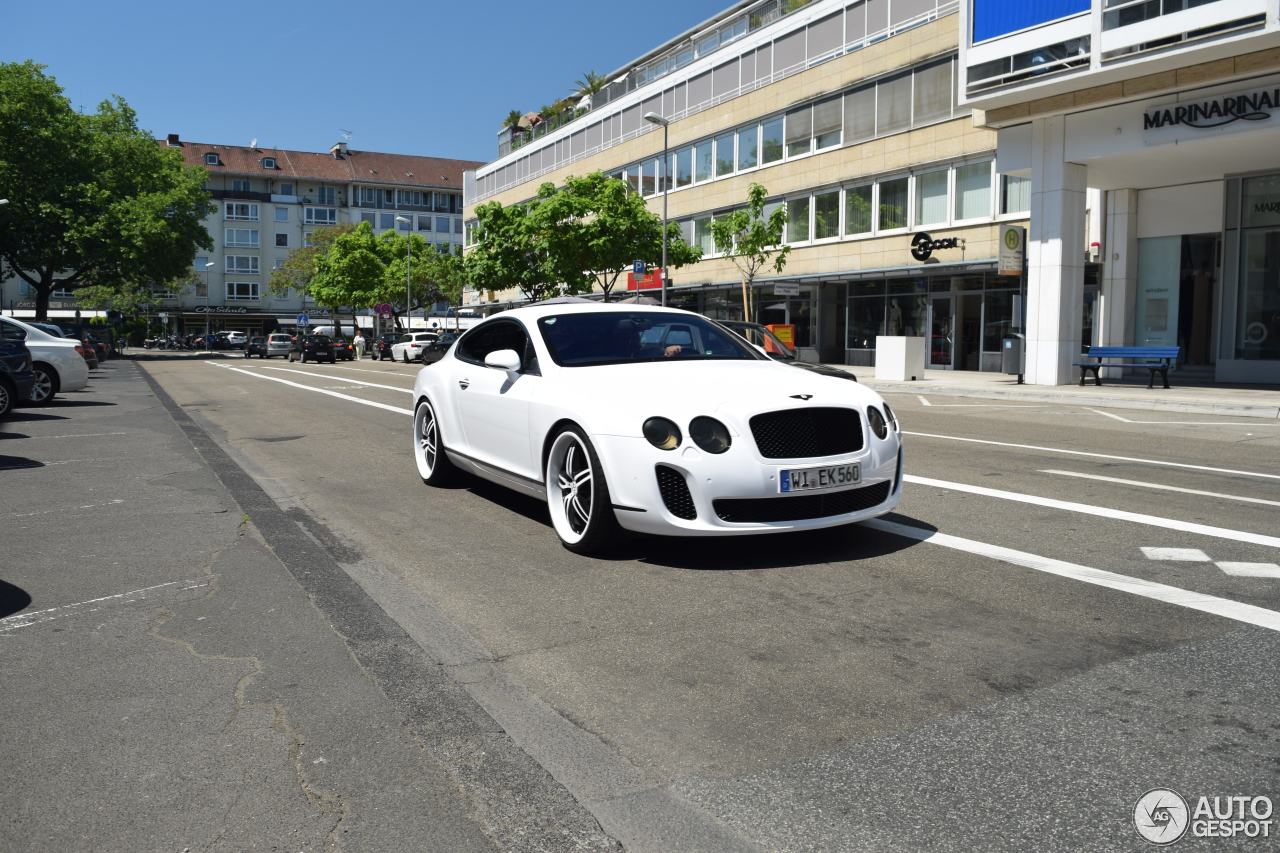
[714,481,891,523]
[655,465,696,520]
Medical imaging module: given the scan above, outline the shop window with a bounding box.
[737,126,758,170]
[1001,175,1030,214]
[715,132,735,177]
[915,169,948,227]
[879,178,908,230]
[845,185,873,235]
[983,290,1014,352]
[785,105,812,157]
[847,298,884,350]
[761,117,784,164]
[955,162,993,220]
[814,190,840,240]
[787,196,810,243]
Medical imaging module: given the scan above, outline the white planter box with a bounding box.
[875,336,926,381]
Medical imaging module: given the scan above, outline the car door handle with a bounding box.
[458,378,470,390]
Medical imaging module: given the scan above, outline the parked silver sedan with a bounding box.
[265,333,293,358]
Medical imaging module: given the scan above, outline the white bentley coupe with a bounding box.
[412,303,902,554]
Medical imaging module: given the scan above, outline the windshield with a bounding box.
[538,311,761,367]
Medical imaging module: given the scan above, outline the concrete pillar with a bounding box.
[1098,189,1138,377]
[1025,116,1087,385]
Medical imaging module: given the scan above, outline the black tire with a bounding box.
[301,352,308,364]
[0,377,14,420]
[413,397,458,485]
[29,363,59,406]
[329,356,336,364]
[544,426,620,556]
[402,351,410,363]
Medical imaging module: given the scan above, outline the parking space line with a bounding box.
[903,431,1280,481]
[0,577,212,633]
[254,365,412,394]
[904,474,1280,549]
[865,518,1280,633]
[1041,469,1280,508]
[209,363,412,415]
[1086,407,1278,427]
[329,365,417,379]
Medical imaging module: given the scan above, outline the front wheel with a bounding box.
[29,363,59,405]
[414,398,456,485]
[0,378,14,420]
[545,427,620,555]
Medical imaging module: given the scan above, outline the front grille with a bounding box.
[714,481,891,523]
[749,407,863,459]
[655,465,697,520]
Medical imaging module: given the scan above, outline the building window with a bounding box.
[845,185,873,235]
[912,61,952,125]
[193,255,208,270]
[714,132,735,177]
[454,218,463,234]
[204,153,219,166]
[379,213,395,230]
[384,189,395,206]
[273,259,285,270]
[813,96,842,150]
[361,187,379,205]
[225,255,259,275]
[315,186,335,205]
[787,196,810,243]
[435,216,449,233]
[224,228,259,248]
[225,203,258,221]
[737,126,758,170]
[915,169,949,227]
[275,233,288,247]
[814,190,840,240]
[280,183,295,195]
[418,215,432,231]
[785,105,812,157]
[877,73,912,135]
[261,157,277,169]
[676,148,693,187]
[694,141,713,182]
[693,216,715,256]
[303,231,314,248]
[361,211,376,225]
[232,179,251,194]
[274,206,288,222]
[394,216,408,232]
[955,162,993,221]
[304,207,337,225]
[1001,175,1030,214]
[879,178,908,230]
[761,117,784,165]
[640,161,656,196]
[226,282,260,301]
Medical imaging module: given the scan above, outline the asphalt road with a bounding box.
[5,351,1280,851]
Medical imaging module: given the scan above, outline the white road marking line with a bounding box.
[903,431,1280,482]
[1087,407,1278,426]
[330,365,416,379]
[1141,547,1211,562]
[5,499,124,520]
[254,365,413,394]
[1041,469,1280,509]
[917,395,932,406]
[1216,562,1280,579]
[865,518,1280,633]
[17,432,130,440]
[903,474,1280,549]
[0,578,212,633]
[209,363,413,415]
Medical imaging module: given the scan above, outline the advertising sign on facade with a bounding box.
[1143,84,1280,146]
[998,225,1026,276]
[627,269,664,290]
[773,283,801,296]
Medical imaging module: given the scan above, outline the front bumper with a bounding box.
[595,431,902,537]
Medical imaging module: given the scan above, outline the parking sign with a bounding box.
[633,259,645,275]
[297,313,309,326]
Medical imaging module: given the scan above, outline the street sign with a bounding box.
[297,313,309,326]
[774,283,801,296]
[632,259,645,275]
[374,302,393,315]
[999,225,1026,277]
[379,312,392,321]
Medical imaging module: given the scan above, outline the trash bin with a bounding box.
[1002,334,1024,375]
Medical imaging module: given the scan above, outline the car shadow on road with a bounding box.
[0,455,45,471]
[0,431,30,440]
[43,399,117,408]
[0,579,33,619]
[3,411,68,423]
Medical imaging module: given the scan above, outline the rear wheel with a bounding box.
[413,398,456,485]
[402,351,410,363]
[29,363,59,405]
[0,377,14,420]
[545,427,619,555]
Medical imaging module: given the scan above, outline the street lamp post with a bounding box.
[395,216,412,330]
[643,113,670,307]
[202,261,214,352]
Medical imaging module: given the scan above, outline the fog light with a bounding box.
[643,417,682,450]
[867,406,888,440]
[689,416,731,454]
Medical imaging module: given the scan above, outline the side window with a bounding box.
[0,320,26,342]
[456,320,531,369]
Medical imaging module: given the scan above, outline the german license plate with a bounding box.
[779,463,860,493]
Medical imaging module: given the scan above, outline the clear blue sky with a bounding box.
[2,0,730,164]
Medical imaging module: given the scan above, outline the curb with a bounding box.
[862,381,1280,420]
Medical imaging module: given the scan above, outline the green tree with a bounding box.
[0,61,213,320]
[466,186,593,303]
[546,172,700,301]
[575,71,606,99]
[709,183,790,320]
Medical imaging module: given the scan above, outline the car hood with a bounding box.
[558,359,883,436]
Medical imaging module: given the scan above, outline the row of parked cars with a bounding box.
[0,316,100,421]
[237,330,462,365]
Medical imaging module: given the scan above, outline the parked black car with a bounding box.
[333,338,355,361]
[371,333,397,361]
[289,334,336,364]
[244,336,268,358]
[0,322,35,420]
[419,330,461,364]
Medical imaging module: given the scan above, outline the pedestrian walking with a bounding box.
[353,331,366,359]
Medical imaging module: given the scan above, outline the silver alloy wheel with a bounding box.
[413,399,438,480]
[29,366,54,403]
[546,431,594,544]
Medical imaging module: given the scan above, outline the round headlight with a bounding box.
[882,401,899,432]
[689,416,731,454]
[643,417,682,451]
[867,406,888,440]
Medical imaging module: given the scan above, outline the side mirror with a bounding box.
[484,348,522,372]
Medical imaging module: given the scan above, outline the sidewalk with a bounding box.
[847,367,1280,419]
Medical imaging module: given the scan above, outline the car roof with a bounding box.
[482,302,702,323]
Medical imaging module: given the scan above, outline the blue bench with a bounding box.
[1072,346,1181,389]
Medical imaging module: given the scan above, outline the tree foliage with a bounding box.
[466,186,589,303]
[0,61,214,319]
[709,183,790,319]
